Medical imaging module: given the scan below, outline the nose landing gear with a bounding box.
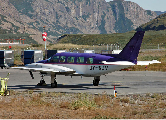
[93,76,100,86]
[37,75,47,86]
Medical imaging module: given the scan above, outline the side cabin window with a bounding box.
[67,57,75,63]
[60,56,66,63]
[52,56,59,63]
[77,57,84,63]
[87,58,93,64]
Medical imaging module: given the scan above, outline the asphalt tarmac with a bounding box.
[0,69,166,95]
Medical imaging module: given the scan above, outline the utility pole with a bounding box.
[158,44,159,50]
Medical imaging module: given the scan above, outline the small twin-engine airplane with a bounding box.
[12,31,161,88]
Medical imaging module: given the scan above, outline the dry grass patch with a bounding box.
[0,91,166,119]
[129,50,166,72]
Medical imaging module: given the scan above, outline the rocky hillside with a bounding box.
[0,0,157,44]
[136,13,166,31]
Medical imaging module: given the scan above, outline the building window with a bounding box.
[67,57,75,63]
[60,56,66,63]
[77,57,84,63]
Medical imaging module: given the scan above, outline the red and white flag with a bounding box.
[42,32,47,41]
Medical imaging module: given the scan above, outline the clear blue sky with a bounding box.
[106,0,166,12]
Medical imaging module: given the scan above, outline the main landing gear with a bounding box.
[93,76,100,86]
[37,73,57,88]
[51,74,57,88]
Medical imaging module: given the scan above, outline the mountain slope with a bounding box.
[0,0,157,44]
[136,13,166,31]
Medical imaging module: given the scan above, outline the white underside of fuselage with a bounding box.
[62,64,133,77]
[28,61,135,77]
[64,61,135,76]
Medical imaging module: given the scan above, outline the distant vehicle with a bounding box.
[84,50,95,53]
[21,50,43,65]
[112,50,122,54]
[0,50,14,69]
[12,31,161,88]
[57,50,67,53]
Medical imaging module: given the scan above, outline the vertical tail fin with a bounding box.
[117,31,145,64]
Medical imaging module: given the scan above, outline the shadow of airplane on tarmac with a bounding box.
[8,82,130,91]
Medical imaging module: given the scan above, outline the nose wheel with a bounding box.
[37,75,47,86]
[51,81,57,88]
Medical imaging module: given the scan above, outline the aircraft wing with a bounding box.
[137,60,161,65]
[12,64,75,74]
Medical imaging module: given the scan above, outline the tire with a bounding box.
[4,90,10,96]
[93,80,99,86]
[51,82,57,88]
[37,83,42,86]
[37,80,46,86]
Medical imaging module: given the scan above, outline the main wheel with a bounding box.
[51,81,57,88]
[37,80,46,86]
[93,80,99,86]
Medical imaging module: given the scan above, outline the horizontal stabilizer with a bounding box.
[137,60,161,65]
[102,61,135,65]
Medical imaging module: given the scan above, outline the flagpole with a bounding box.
[45,39,46,51]
[42,26,47,60]
[43,26,46,51]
